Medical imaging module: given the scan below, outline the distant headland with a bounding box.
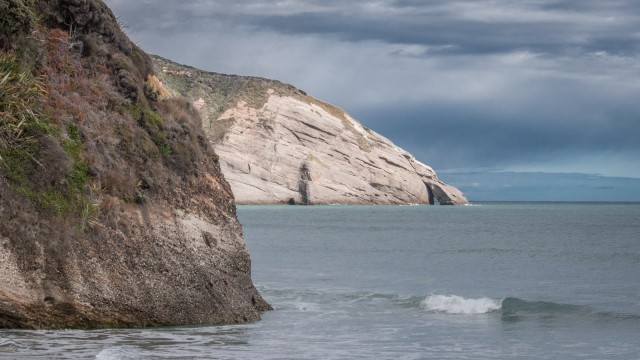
[152,56,468,206]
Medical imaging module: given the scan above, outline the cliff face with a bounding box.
[153,56,468,205]
[0,0,269,329]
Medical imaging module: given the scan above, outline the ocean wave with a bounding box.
[500,297,587,316]
[0,338,25,351]
[500,297,640,321]
[95,348,138,360]
[258,286,640,321]
[421,295,501,314]
[419,295,598,317]
[419,295,640,321]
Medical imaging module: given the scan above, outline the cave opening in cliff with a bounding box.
[426,185,436,205]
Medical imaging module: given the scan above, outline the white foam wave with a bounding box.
[421,295,501,314]
[95,348,137,360]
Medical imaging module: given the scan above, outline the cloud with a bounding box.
[109,0,640,56]
[103,0,640,183]
[358,95,640,173]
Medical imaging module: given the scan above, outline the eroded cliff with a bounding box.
[0,0,269,329]
[153,56,468,205]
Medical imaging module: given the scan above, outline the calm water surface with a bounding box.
[1,202,639,359]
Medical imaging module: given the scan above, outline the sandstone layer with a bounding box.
[0,0,268,329]
[153,57,468,205]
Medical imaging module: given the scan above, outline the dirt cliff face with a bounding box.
[0,0,269,329]
[153,56,468,205]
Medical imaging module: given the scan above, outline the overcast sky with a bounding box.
[104,0,640,200]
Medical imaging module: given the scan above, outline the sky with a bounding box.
[103,0,640,201]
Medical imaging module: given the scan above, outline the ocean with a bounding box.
[1,202,639,359]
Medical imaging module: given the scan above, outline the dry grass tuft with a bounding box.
[0,52,45,151]
[145,74,172,100]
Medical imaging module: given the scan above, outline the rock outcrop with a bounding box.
[0,0,269,329]
[153,57,468,205]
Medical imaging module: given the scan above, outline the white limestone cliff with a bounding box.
[153,56,468,205]
[212,94,467,205]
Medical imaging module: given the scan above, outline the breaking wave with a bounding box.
[260,286,640,321]
[421,295,501,314]
[419,295,640,321]
[95,348,138,360]
[419,294,590,316]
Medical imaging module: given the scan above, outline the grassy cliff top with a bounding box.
[152,55,372,151]
[152,55,306,122]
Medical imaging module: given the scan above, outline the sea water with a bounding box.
[1,202,639,359]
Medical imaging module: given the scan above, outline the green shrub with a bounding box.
[124,102,173,158]
[0,0,38,51]
[1,53,91,217]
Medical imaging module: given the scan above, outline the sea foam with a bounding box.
[95,348,137,360]
[421,295,501,314]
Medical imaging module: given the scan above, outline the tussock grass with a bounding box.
[0,52,44,152]
[1,43,90,217]
[145,74,172,101]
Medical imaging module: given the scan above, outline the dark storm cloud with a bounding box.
[110,0,640,56]
[104,0,640,184]
[252,13,640,56]
[249,13,568,55]
[357,94,640,171]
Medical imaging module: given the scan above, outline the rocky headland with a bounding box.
[153,56,468,205]
[0,0,269,329]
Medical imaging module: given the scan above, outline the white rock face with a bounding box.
[212,93,468,205]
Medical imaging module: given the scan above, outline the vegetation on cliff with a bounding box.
[153,56,303,132]
[2,0,156,222]
[0,0,269,329]
[153,55,372,151]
